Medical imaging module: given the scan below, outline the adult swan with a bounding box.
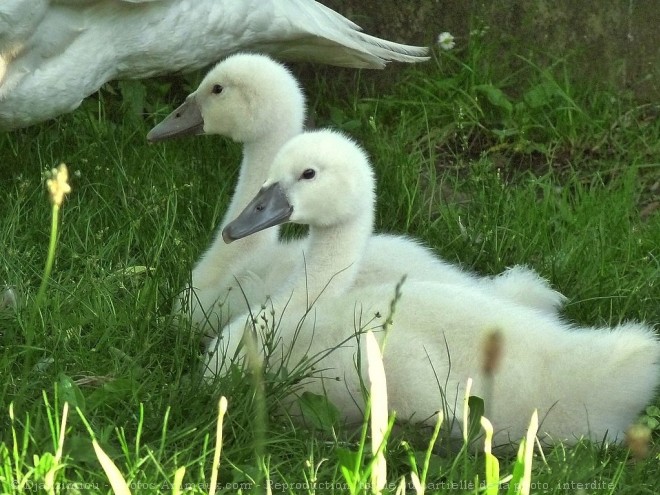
[0,0,429,130]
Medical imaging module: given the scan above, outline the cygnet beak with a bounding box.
[146,95,205,142]
[222,183,293,243]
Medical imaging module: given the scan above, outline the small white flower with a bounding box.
[437,32,455,51]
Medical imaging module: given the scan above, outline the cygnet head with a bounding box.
[223,130,375,243]
[147,53,305,143]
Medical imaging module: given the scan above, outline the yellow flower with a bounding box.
[47,163,72,206]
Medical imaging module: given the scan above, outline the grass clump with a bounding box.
[0,27,659,494]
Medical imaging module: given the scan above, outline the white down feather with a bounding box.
[0,0,429,129]
[205,130,660,448]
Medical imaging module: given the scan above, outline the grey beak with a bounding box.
[147,96,204,142]
[222,183,293,243]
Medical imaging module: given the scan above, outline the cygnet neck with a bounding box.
[285,209,374,309]
[194,121,301,283]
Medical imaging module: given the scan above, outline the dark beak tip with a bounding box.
[221,228,234,244]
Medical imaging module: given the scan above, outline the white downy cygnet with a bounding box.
[147,53,565,340]
[206,130,660,448]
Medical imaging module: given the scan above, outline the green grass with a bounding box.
[0,34,659,494]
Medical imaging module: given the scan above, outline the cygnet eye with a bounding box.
[300,169,316,180]
[211,84,223,95]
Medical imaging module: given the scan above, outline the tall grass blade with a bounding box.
[480,416,499,495]
[414,410,443,495]
[410,472,422,495]
[77,406,132,495]
[208,396,228,495]
[520,410,538,494]
[92,439,132,495]
[44,401,69,493]
[505,409,539,495]
[366,329,388,494]
[172,466,186,495]
[462,378,473,444]
[395,475,407,495]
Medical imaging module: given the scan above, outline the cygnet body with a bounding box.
[148,53,566,340]
[206,130,660,447]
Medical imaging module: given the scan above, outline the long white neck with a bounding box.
[285,209,374,309]
[195,125,300,283]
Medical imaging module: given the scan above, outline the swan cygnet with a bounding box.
[0,0,429,130]
[148,53,565,339]
[149,53,308,338]
[206,130,660,447]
